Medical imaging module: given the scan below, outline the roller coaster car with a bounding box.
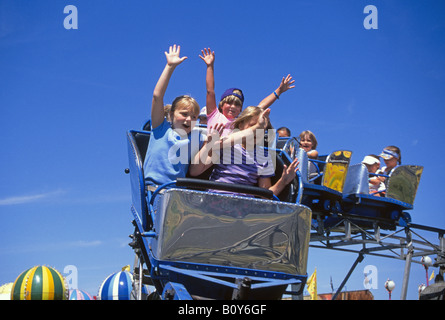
[126,130,312,300]
[295,147,352,217]
[340,163,423,229]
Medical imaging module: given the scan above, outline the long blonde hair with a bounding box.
[232,106,262,130]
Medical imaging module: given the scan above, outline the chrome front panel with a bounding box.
[343,163,370,195]
[151,189,312,275]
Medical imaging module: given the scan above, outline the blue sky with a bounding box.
[1,0,444,300]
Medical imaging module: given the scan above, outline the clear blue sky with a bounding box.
[1,0,444,300]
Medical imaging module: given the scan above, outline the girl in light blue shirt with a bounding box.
[143,45,204,187]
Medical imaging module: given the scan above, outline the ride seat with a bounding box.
[270,150,298,202]
[296,148,352,214]
[127,130,151,230]
[343,164,423,207]
[341,163,424,228]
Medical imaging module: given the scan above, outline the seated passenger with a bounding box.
[199,47,295,137]
[198,107,207,125]
[299,130,319,159]
[189,107,299,197]
[379,145,401,176]
[143,45,205,188]
[277,126,291,138]
[370,146,402,194]
[362,154,385,196]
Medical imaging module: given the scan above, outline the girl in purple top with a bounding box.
[190,107,299,197]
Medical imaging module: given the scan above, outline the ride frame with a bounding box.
[128,131,445,300]
[278,136,445,300]
[309,212,445,300]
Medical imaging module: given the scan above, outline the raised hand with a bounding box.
[278,74,295,94]
[199,48,215,66]
[152,45,187,129]
[257,74,295,110]
[165,44,188,67]
[281,158,299,185]
[207,123,224,145]
[257,108,271,129]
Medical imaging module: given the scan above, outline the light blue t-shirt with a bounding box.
[144,119,204,187]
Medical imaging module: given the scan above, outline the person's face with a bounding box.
[221,102,242,120]
[368,162,380,173]
[383,156,398,169]
[300,134,314,152]
[239,115,260,144]
[198,116,207,125]
[278,129,290,138]
[239,115,259,131]
[171,106,197,135]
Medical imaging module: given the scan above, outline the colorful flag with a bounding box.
[307,268,317,300]
[429,270,435,282]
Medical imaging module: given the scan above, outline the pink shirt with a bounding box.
[207,108,234,137]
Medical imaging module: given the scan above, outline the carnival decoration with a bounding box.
[10,265,67,300]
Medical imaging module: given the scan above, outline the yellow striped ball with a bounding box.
[11,266,68,300]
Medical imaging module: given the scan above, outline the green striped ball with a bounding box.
[11,266,67,300]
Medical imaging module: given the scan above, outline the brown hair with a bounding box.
[299,130,318,150]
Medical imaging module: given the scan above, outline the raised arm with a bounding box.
[257,74,295,110]
[199,48,217,116]
[190,109,271,177]
[189,123,225,177]
[151,45,187,129]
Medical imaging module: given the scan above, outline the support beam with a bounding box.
[400,228,413,300]
[332,252,365,300]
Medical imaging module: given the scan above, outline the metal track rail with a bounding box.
[309,212,445,299]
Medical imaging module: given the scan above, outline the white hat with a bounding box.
[362,155,380,166]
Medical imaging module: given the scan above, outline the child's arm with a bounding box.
[307,149,319,159]
[257,74,295,110]
[369,176,381,186]
[259,157,299,196]
[190,108,270,176]
[199,48,217,116]
[189,124,224,177]
[151,45,187,129]
[219,108,271,149]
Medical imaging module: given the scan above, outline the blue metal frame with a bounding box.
[127,128,424,300]
[139,182,307,300]
[273,141,422,230]
[127,130,309,300]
